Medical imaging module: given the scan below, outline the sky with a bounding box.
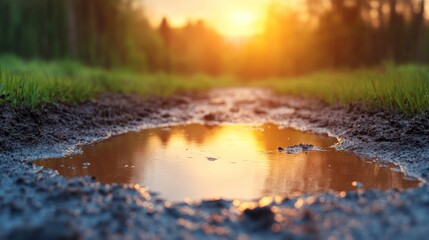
[143,0,273,38]
[143,0,429,39]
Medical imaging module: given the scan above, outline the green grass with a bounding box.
[0,70,102,108]
[0,55,236,108]
[0,55,428,115]
[254,65,429,115]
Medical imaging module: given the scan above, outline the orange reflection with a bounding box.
[35,124,419,201]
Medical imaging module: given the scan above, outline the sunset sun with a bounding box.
[146,0,267,39]
[221,10,262,38]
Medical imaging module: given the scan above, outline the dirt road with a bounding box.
[1,88,428,239]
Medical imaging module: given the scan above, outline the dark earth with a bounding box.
[0,88,428,239]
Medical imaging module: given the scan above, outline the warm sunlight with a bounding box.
[36,124,419,202]
[2,0,429,238]
[145,0,268,38]
[221,10,262,38]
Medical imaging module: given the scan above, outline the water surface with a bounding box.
[36,124,419,201]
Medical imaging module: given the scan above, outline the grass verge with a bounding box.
[253,65,429,115]
[0,56,236,108]
[0,55,428,115]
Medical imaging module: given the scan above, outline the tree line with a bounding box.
[0,0,167,71]
[0,0,428,78]
[234,0,428,78]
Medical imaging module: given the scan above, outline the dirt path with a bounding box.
[0,88,428,239]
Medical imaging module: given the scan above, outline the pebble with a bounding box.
[351,181,364,188]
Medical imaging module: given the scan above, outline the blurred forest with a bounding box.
[0,0,428,79]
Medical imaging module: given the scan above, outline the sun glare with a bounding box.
[219,10,263,39]
[146,0,268,39]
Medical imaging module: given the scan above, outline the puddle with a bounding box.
[35,124,420,201]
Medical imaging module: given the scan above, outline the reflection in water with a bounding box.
[35,124,420,201]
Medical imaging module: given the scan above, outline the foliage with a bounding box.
[0,57,428,115]
[255,65,429,115]
[235,0,428,79]
[1,0,429,78]
[0,0,167,71]
[0,57,236,108]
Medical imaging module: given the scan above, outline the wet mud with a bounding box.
[0,88,429,239]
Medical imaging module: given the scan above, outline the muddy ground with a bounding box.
[0,88,428,239]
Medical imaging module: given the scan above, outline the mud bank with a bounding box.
[1,88,428,239]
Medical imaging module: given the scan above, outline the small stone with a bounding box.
[243,206,275,230]
[161,113,171,118]
[230,107,239,113]
[379,164,388,168]
[254,108,267,115]
[280,143,322,154]
[351,181,364,188]
[203,113,216,121]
